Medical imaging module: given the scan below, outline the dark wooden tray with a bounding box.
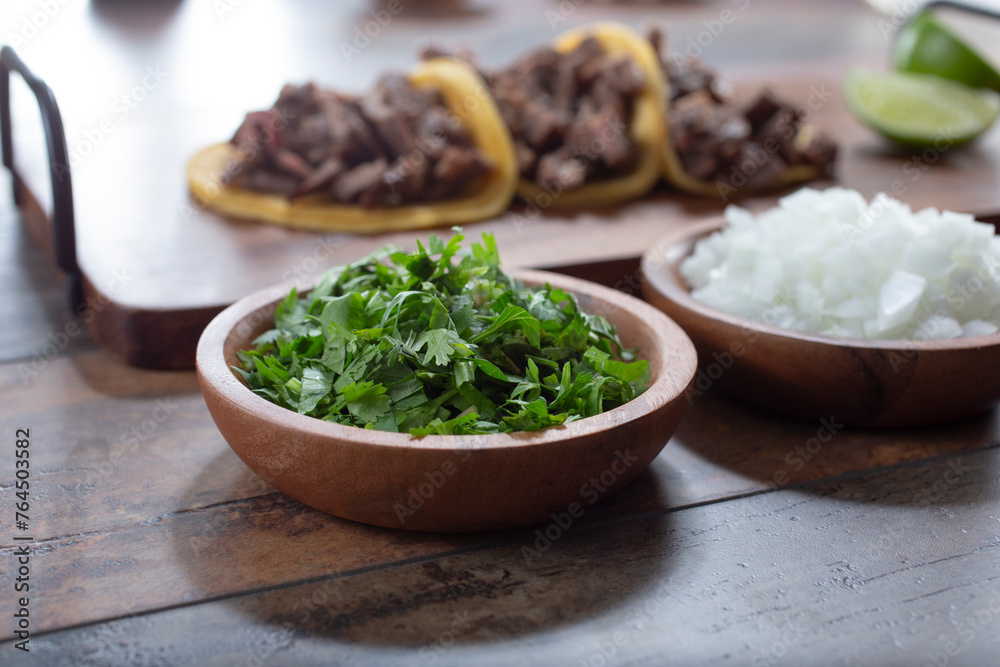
[6,0,1000,369]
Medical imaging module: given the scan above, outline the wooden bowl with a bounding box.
[197,269,697,532]
[641,217,1000,428]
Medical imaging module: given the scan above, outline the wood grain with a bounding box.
[10,0,1000,367]
[2,349,997,639]
[5,3,1000,663]
[9,447,999,667]
[0,173,97,363]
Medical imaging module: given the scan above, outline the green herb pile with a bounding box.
[234,231,649,435]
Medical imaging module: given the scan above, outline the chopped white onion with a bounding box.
[678,187,1000,340]
[878,270,926,333]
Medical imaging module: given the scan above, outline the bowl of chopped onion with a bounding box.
[641,187,1000,427]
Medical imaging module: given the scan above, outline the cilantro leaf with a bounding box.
[235,231,649,435]
[471,304,541,347]
[299,366,333,414]
[414,329,459,366]
[341,381,392,423]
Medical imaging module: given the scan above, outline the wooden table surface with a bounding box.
[8,0,1000,369]
[4,1,1000,665]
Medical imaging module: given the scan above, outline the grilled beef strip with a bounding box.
[648,26,836,191]
[485,36,645,191]
[229,75,494,209]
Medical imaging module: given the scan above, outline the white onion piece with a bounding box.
[878,270,926,333]
[678,187,1000,341]
[963,320,999,337]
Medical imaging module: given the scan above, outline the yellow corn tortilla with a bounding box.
[186,58,518,233]
[515,22,668,209]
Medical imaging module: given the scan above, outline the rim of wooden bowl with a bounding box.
[642,216,1000,353]
[196,267,698,452]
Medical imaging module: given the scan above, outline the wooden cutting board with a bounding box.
[8,0,1000,368]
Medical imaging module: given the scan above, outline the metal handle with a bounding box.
[1,45,82,313]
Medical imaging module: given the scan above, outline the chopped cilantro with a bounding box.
[235,230,648,435]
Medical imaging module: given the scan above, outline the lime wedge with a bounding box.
[894,11,1000,93]
[844,67,1000,148]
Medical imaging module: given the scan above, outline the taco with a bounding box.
[186,58,518,233]
[483,22,667,209]
[647,27,836,199]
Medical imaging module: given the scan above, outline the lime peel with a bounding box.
[894,11,1000,93]
[844,67,1000,148]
